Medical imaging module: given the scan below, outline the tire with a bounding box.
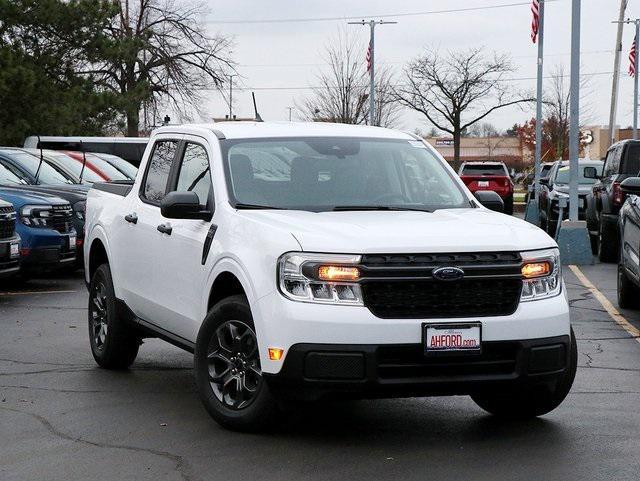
[504,195,514,216]
[598,218,618,263]
[471,327,577,419]
[547,219,558,238]
[617,263,640,309]
[194,295,280,432]
[88,263,139,369]
[589,232,599,255]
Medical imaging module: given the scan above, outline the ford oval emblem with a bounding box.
[432,266,465,281]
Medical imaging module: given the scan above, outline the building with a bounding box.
[424,136,531,171]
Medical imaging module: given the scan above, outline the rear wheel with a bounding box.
[598,218,618,263]
[471,327,577,418]
[88,264,139,369]
[194,295,280,431]
[617,263,640,309]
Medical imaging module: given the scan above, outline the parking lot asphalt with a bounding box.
[1,265,639,481]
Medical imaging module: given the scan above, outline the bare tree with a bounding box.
[394,47,533,162]
[298,30,400,127]
[88,0,233,136]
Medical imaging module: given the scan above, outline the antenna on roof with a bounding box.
[34,135,44,184]
[78,140,87,184]
[252,92,263,122]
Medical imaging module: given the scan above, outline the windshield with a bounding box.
[47,152,104,183]
[554,164,603,185]
[222,137,469,211]
[94,153,138,179]
[0,161,29,185]
[86,154,128,181]
[460,164,506,176]
[0,150,74,185]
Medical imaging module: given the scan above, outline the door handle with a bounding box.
[124,213,138,224]
[157,223,172,235]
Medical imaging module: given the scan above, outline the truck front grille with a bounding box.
[0,206,16,239]
[50,205,73,234]
[360,252,523,319]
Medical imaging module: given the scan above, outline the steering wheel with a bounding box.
[371,192,411,204]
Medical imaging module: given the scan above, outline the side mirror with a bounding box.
[620,177,640,195]
[474,190,504,213]
[160,191,212,221]
[584,166,600,179]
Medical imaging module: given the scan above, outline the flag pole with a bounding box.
[534,0,545,207]
[635,22,639,140]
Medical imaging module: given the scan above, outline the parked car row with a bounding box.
[0,146,137,280]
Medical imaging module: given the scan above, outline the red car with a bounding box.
[458,162,514,215]
[63,151,128,182]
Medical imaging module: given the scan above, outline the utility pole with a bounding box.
[533,0,545,206]
[228,74,237,120]
[287,107,294,121]
[608,0,628,147]
[614,18,640,140]
[569,0,581,222]
[348,19,397,126]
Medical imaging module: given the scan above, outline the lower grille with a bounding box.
[362,279,522,319]
[376,343,518,380]
[0,206,16,239]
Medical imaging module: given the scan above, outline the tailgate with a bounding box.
[460,175,511,193]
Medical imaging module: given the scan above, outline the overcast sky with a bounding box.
[175,0,638,135]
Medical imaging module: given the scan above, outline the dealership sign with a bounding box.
[435,138,455,146]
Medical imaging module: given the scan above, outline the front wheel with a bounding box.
[598,218,618,263]
[194,295,280,431]
[617,264,640,309]
[471,327,577,418]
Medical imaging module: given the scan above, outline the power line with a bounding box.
[205,1,561,25]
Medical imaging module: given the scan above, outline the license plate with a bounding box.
[69,234,76,250]
[478,181,489,187]
[424,323,481,354]
[10,242,19,258]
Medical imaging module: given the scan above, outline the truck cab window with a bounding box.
[142,140,177,203]
[176,143,212,207]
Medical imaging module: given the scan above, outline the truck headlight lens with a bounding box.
[278,253,363,305]
[520,248,561,301]
[20,204,53,227]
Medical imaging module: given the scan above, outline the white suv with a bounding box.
[84,122,576,431]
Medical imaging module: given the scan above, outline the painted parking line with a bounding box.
[569,265,640,344]
[0,290,77,297]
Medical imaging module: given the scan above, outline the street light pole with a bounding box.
[348,19,397,126]
[608,0,628,148]
[569,0,581,222]
[228,74,237,120]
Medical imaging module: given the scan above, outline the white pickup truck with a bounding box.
[84,122,576,431]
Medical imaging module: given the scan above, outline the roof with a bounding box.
[152,121,415,141]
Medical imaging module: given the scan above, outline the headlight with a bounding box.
[520,248,561,301]
[20,204,53,227]
[73,200,86,220]
[278,252,363,305]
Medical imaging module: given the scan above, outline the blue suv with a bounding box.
[0,189,76,273]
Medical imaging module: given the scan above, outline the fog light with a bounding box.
[318,265,360,282]
[268,348,284,361]
[522,261,551,279]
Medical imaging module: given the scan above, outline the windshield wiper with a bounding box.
[233,202,284,210]
[332,205,432,213]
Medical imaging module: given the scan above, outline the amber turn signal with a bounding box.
[521,261,551,279]
[268,348,284,361]
[317,265,360,282]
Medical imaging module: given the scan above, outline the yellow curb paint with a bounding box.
[569,265,640,344]
[0,290,77,297]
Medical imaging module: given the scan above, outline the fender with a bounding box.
[86,223,123,298]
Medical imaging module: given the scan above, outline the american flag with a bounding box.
[531,0,540,43]
[366,40,372,72]
[630,36,637,77]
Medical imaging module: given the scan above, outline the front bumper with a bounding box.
[255,285,570,375]
[19,228,77,271]
[265,335,571,401]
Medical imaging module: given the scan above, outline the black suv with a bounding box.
[586,140,640,262]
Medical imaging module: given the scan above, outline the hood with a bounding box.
[237,208,556,254]
[0,188,68,208]
[0,184,88,203]
[553,183,592,195]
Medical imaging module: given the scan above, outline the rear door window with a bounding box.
[142,140,178,203]
[623,144,640,176]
